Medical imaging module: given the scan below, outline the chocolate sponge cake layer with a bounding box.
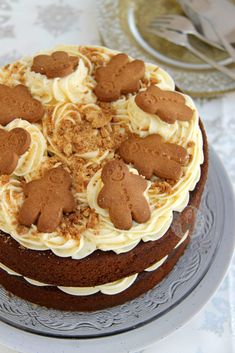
[0,121,208,288]
[0,237,190,312]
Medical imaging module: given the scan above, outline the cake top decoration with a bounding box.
[97,160,150,230]
[0,45,204,259]
[18,167,76,233]
[118,134,188,180]
[135,85,194,124]
[0,84,44,126]
[31,51,79,79]
[0,128,31,175]
[94,53,145,102]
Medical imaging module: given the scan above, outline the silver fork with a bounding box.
[149,15,224,51]
[146,27,235,81]
[203,16,235,62]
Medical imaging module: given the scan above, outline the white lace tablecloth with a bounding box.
[0,1,234,352]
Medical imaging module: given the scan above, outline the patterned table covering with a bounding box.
[0,1,234,352]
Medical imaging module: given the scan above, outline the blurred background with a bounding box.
[0,1,234,353]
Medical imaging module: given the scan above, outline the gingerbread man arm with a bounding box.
[128,175,150,224]
[131,197,150,225]
[132,159,154,180]
[62,193,76,213]
[162,142,189,165]
[18,197,41,228]
[19,180,42,226]
[0,150,18,175]
[37,203,62,233]
[119,60,145,93]
[152,156,183,181]
[130,174,148,192]
[140,135,184,179]
[95,54,128,81]
[97,186,112,209]
[13,84,30,97]
[23,180,40,197]
[109,203,132,230]
[157,103,193,124]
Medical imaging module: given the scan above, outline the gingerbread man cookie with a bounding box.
[118,134,188,181]
[18,167,76,233]
[94,53,145,102]
[0,84,44,126]
[0,128,31,175]
[135,85,194,124]
[97,160,150,230]
[31,51,79,79]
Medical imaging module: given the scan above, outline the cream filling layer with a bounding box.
[0,231,188,296]
[0,45,203,260]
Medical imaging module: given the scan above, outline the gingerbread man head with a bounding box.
[44,167,72,187]
[101,159,127,183]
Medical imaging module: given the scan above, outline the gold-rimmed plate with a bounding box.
[96,0,235,97]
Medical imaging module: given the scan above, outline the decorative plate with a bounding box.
[0,148,234,353]
[96,0,235,97]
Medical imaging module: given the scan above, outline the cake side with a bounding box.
[0,237,190,311]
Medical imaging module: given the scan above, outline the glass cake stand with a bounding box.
[0,147,234,353]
